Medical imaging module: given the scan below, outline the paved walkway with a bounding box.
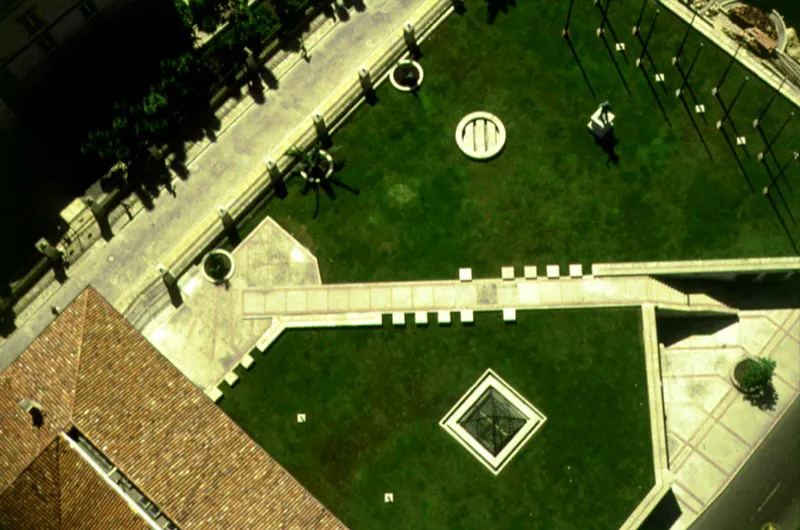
[237,275,732,316]
[0,0,424,372]
[660,309,800,529]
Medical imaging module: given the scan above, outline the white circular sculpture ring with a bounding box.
[389,60,424,92]
[455,112,506,160]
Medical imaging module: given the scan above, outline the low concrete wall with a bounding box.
[592,257,800,278]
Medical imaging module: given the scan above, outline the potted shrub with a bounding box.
[732,355,778,410]
[389,59,424,92]
[733,356,776,392]
[202,249,235,284]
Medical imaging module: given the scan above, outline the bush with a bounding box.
[736,356,777,393]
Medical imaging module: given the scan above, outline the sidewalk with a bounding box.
[660,309,800,529]
[0,0,425,372]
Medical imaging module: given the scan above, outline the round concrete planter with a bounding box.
[730,355,760,393]
[300,150,334,184]
[202,249,235,284]
[389,60,424,92]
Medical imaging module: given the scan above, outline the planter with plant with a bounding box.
[731,355,778,410]
[389,59,424,92]
[202,248,235,284]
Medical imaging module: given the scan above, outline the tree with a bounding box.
[735,356,778,411]
[738,356,776,393]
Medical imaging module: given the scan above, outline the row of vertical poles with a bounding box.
[559,0,798,247]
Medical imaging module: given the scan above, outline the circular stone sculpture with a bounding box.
[389,60,424,92]
[202,249,235,284]
[300,150,334,184]
[455,112,507,160]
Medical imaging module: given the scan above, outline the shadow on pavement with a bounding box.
[656,315,739,348]
[639,488,683,530]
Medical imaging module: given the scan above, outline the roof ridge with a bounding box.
[67,291,89,419]
[56,436,63,530]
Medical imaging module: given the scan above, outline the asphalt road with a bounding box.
[690,395,800,530]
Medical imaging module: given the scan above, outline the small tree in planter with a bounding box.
[734,356,778,411]
[287,142,357,218]
[202,249,235,284]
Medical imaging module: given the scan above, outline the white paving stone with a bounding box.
[569,264,583,277]
[241,353,255,370]
[523,265,537,279]
[437,311,451,325]
[223,371,239,387]
[414,311,429,325]
[546,264,560,279]
[460,309,474,324]
[501,266,514,280]
[503,308,516,322]
[459,268,473,282]
[392,312,405,326]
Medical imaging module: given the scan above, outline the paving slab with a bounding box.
[370,288,392,311]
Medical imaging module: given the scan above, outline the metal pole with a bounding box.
[753,77,787,128]
[673,9,698,65]
[563,0,574,39]
[632,0,647,35]
[639,9,659,64]
[596,0,612,37]
[764,151,799,194]
[675,43,703,98]
[758,112,795,161]
[712,42,742,96]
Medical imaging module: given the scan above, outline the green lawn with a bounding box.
[220,309,653,529]
[234,0,799,284]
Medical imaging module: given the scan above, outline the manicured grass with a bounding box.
[220,308,653,529]
[236,0,799,284]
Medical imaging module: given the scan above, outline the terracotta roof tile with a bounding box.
[0,438,61,530]
[1,286,347,530]
[0,436,149,530]
[74,288,346,530]
[0,290,86,493]
[58,436,151,530]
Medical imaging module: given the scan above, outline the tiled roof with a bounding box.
[0,287,348,530]
[0,436,150,530]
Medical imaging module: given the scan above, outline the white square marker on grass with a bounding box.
[569,264,583,278]
[392,312,405,326]
[546,265,560,279]
[414,311,428,325]
[459,268,473,282]
[384,493,394,503]
[503,308,517,322]
[460,309,474,324]
[523,266,537,280]
[437,311,451,325]
[501,266,514,281]
[297,413,306,423]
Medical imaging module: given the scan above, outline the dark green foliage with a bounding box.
[737,356,777,392]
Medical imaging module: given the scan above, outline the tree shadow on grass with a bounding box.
[486,0,516,25]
